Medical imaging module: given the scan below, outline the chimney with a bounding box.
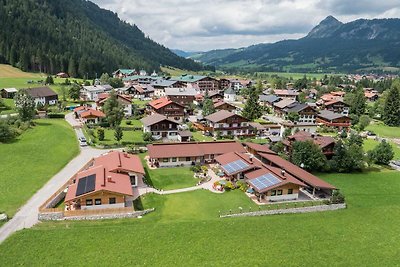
[281,170,286,176]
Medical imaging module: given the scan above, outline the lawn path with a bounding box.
[0,113,109,244]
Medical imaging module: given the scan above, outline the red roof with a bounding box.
[147,141,246,159]
[65,151,144,202]
[80,109,106,118]
[258,152,336,189]
[149,97,183,110]
[285,131,335,149]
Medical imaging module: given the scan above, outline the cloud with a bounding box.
[91,0,400,51]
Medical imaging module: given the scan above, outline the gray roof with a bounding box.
[25,87,57,98]
[2,88,17,93]
[318,110,348,121]
[141,113,180,126]
[151,79,178,87]
[224,88,236,95]
[259,94,280,103]
[178,131,193,137]
[274,99,297,109]
[285,103,314,113]
[165,87,197,96]
[82,85,112,92]
[205,110,239,123]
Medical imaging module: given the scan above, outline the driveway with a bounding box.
[0,113,109,244]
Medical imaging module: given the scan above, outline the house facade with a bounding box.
[64,151,145,211]
[205,110,252,137]
[96,93,132,117]
[148,97,185,121]
[81,85,113,101]
[141,113,180,140]
[25,87,58,106]
[317,110,351,131]
[165,87,197,108]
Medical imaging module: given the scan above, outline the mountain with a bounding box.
[192,16,400,73]
[171,49,203,58]
[0,0,209,78]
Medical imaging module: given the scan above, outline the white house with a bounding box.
[81,85,113,101]
[224,88,237,103]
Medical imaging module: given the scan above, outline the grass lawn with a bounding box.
[1,170,400,265]
[97,128,145,145]
[0,98,17,115]
[132,99,149,108]
[121,119,142,128]
[0,119,79,217]
[145,167,198,190]
[191,131,214,142]
[366,121,400,138]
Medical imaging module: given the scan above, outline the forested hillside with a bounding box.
[0,0,209,78]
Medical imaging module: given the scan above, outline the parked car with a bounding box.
[367,131,376,136]
[79,137,87,146]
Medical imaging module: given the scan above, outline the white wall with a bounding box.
[268,193,299,202]
[82,203,125,210]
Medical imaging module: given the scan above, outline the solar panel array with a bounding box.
[251,173,281,191]
[76,174,96,196]
[222,160,249,175]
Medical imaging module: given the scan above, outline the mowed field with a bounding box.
[0,169,400,266]
[0,64,42,79]
[0,119,79,216]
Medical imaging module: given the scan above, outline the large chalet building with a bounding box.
[204,110,253,138]
[141,113,180,140]
[171,75,219,93]
[148,97,185,121]
[282,131,336,158]
[317,110,351,131]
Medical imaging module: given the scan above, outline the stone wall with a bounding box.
[38,209,155,221]
[45,191,66,209]
[220,203,346,218]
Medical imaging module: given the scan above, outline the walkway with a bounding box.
[0,113,109,244]
[135,168,225,198]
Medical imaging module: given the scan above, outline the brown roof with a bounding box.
[244,142,277,154]
[25,87,57,98]
[205,110,244,123]
[147,141,246,158]
[258,152,336,189]
[285,131,335,149]
[80,109,106,118]
[140,113,179,126]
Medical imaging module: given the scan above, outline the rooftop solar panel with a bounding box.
[251,173,281,191]
[222,159,249,175]
[76,174,96,196]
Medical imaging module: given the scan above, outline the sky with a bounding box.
[92,0,400,51]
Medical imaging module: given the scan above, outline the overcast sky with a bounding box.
[92,0,400,51]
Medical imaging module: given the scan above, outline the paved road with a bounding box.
[0,113,108,244]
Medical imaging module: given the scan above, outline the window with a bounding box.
[288,189,293,194]
[95,199,102,205]
[86,199,93,206]
[277,190,283,196]
[163,158,169,163]
[186,157,191,161]
[109,197,116,204]
[271,190,276,196]
[172,157,177,162]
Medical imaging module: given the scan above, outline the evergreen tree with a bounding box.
[97,128,105,141]
[100,73,110,85]
[202,91,215,116]
[68,57,77,78]
[242,87,262,121]
[114,126,123,143]
[358,115,371,131]
[349,88,366,117]
[109,78,124,89]
[14,89,36,122]
[382,83,400,126]
[291,141,327,171]
[103,91,124,128]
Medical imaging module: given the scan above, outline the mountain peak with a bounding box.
[307,15,343,38]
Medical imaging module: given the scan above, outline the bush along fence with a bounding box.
[219,201,346,218]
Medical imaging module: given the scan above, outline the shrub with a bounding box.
[143,132,153,142]
[97,128,105,141]
[330,190,345,204]
[236,181,248,192]
[190,164,201,173]
[126,120,132,125]
[224,181,236,191]
[47,113,65,118]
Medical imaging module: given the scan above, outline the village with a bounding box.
[2,67,398,222]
